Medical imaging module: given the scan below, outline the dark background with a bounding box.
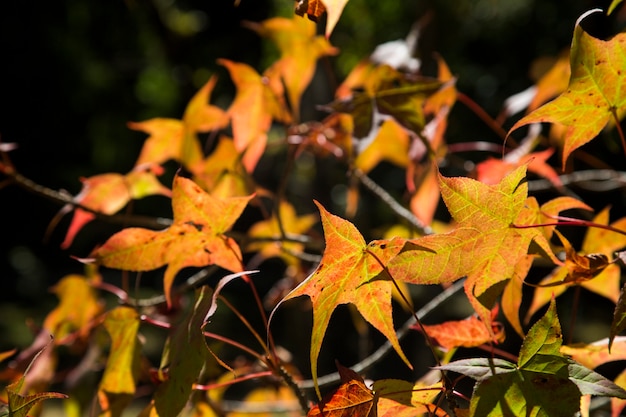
[1,0,624,401]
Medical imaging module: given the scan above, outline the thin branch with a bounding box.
[353,169,433,235]
[1,168,172,229]
[297,279,465,390]
[527,169,626,192]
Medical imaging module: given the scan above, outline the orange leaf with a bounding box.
[509,10,626,167]
[219,59,291,172]
[476,148,560,187]
[528,52,571,112]
[388,166,557,332]
[374,379,448,417]
[279,201,410,396]
[130,76,228,170]
[193,135,251,198]
[43,274,103,342]
[561,337,626,370]
[91,176,253,307]
[246,16,338,118]
[247,200,317,266]
[419,313,505,350]
[307,363,374,416]
[61,167,171,249]
[355,119,410,173]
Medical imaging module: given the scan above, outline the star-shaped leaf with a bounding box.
[509,9,626,167]
[129,76,228,170]
[388,166,556,330]
[245,16,338,118]
[91,176,253,307]
[219,59,291,172]
[277,201,410,396]
[61,166,171,249]
[193,135,252,198]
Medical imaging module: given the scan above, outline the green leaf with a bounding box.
[518,298,562,368]
[435,358,517,381]
[567,359,626,399]
[470,369,580,417]
[154,286,213,417]
[5,343,68,417]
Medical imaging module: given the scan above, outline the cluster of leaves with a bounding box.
[3,1,626,416]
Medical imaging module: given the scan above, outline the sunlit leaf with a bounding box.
[129,76,228,170]
[561,337,626,371]
[100,307,141,394]
[219,59,291,172]
[526,207,626,321]
[278,201,410,396]
[245,16,338,118]
[247,200,317,266]
[509,10,626,167]
[419,312,505,350]
[193,135,252,198]
[61,166,171,249]
[374,379,447,416]
[43,274,103,342]
[388,166,557,330]
[91,176,252,307]
[307,363,374,416]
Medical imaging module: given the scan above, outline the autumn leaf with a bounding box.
[561,337,626,371]
[43,274,103,342]
[61,165,171,249]
[418,311,505,350]
[247,200,317,266]
[476,147,561,187]
[100,307,141,394]
[374,379,448,417]
[219,59,291,172]
[528,52,571,112]
[388,166,556,330]
[294,0,350,38]
[509,9,626,167]
[193,135,252,198]
[323,64,441,140]
[91,176,253,307]
[155,286,213,417]
[307,363,374,417]
[354,119,410,173]
[525,207,626,322]
[277,201,411,397]
[245,16,338,119]
[129,76,228,170]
